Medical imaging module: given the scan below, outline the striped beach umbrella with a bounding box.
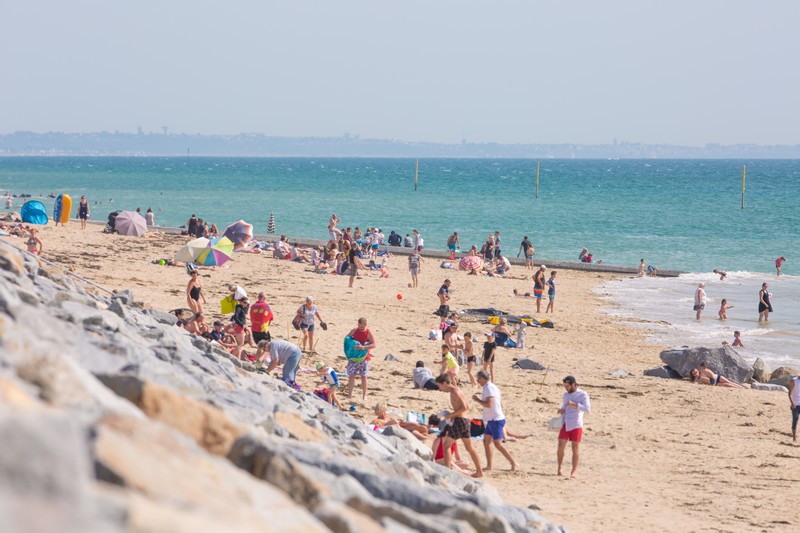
[223,220,254,250]
[267,212,275,234]
[194,236,234,267]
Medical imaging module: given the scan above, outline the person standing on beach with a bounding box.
[186,270,206,314]
[187,214,198,236]
[347,246,363,288]
[412,229,424,252]
[758,282,773,322]
[249,292,274,343]
[472,371,517,472]
[437,279,452,317]
[145,207,155,226]
[447,232,460,259]
[297,296,325,355]
[492,231,502,259]
[77,196,90,230]
[328,214,341,243]
[435,373,483,478]
[408,249,423,288]
[788,375,800,442]
[346,318,375,400]
[545,270,557,313]
[694,283,706,319]
[557,375,591,479]
[776,256,787,276]
[231,296,250,360]
[533,265,547,313]
[519,236,535,269]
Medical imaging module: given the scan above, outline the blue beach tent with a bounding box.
[20,200,49,225]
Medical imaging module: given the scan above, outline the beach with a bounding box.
[5,222,798,532]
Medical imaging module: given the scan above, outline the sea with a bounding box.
[2,156,799,369]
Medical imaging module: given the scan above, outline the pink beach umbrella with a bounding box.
[459,255,483,271]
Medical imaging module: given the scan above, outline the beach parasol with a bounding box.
[223,220,254,250]
[114,210,148,237]
[174,237,210,263]
[194,236,234,267]
[267,212,275,234]
[459,255,483,271]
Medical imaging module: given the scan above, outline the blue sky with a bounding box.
[2,1,799,145]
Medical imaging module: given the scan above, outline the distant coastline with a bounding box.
[2,131,800,159]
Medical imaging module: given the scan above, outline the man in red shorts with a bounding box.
[557,375,591,478]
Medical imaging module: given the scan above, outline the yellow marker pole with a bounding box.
[741,165,746,209]
[535,161,540,199]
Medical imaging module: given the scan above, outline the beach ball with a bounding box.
[396,294,403,300]
[158,260,166,266]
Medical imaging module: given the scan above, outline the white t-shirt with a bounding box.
[233,286,248,301]
[481,382,505,422]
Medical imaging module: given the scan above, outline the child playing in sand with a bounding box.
[462,332,477,386]
[434,343,459,384]
[718,299,734,320]
[315,361,342,409]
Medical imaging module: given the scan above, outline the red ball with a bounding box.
[396,293,403,300]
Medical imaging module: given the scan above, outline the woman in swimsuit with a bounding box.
[26,228,43,255]
[186,270,206,314]
[690,365,747,389]
[758,282,773,322]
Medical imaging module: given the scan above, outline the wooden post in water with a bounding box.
[741,165,746,209]
[535,161,540,199]
[414,159,419,191]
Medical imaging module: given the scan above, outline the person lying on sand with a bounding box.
[371,401,430,441]
[690,363,747,389]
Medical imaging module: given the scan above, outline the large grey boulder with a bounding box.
[750,383,789,393]
[660,346,753,383]
[752,358,770,383]
[643,366,682,379]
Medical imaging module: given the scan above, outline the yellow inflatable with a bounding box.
[54,194,72,224]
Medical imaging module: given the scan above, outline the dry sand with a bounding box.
[6,223,799,532]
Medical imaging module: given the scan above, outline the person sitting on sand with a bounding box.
[184,312,210,335]
[209,320,237,350]
[429,414,470,473]
[371,401,429,441]
[491,318,515,348]
[690,363,747,389]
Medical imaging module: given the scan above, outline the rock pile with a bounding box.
[0,244,559,532]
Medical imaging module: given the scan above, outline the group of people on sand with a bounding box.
[184,214,218,239]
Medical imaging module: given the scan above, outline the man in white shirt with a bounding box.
[557,375,591,478]
[694,283,706,320]
[472,371,517,472]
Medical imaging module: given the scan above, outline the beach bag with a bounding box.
[220,295,236,315]
[469,419,485,437]
[291,313,303,330]
[313,389,329,402]
[548,416,564,432]
[344,335,368,363]
[538,319,554,329]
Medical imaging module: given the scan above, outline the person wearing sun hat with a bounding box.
[314,361,341,409]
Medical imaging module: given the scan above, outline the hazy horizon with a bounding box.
[3,1,799,146]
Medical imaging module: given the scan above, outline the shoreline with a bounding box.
[79,219,684,277]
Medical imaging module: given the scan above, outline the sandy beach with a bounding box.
[7,223,799,532]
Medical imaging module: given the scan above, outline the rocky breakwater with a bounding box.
[0,244,560,533]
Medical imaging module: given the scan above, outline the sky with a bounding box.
[2,1,799,146]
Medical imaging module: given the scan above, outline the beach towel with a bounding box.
[344,335,368,363]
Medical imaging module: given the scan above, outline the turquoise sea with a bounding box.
[2,157,799,368]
